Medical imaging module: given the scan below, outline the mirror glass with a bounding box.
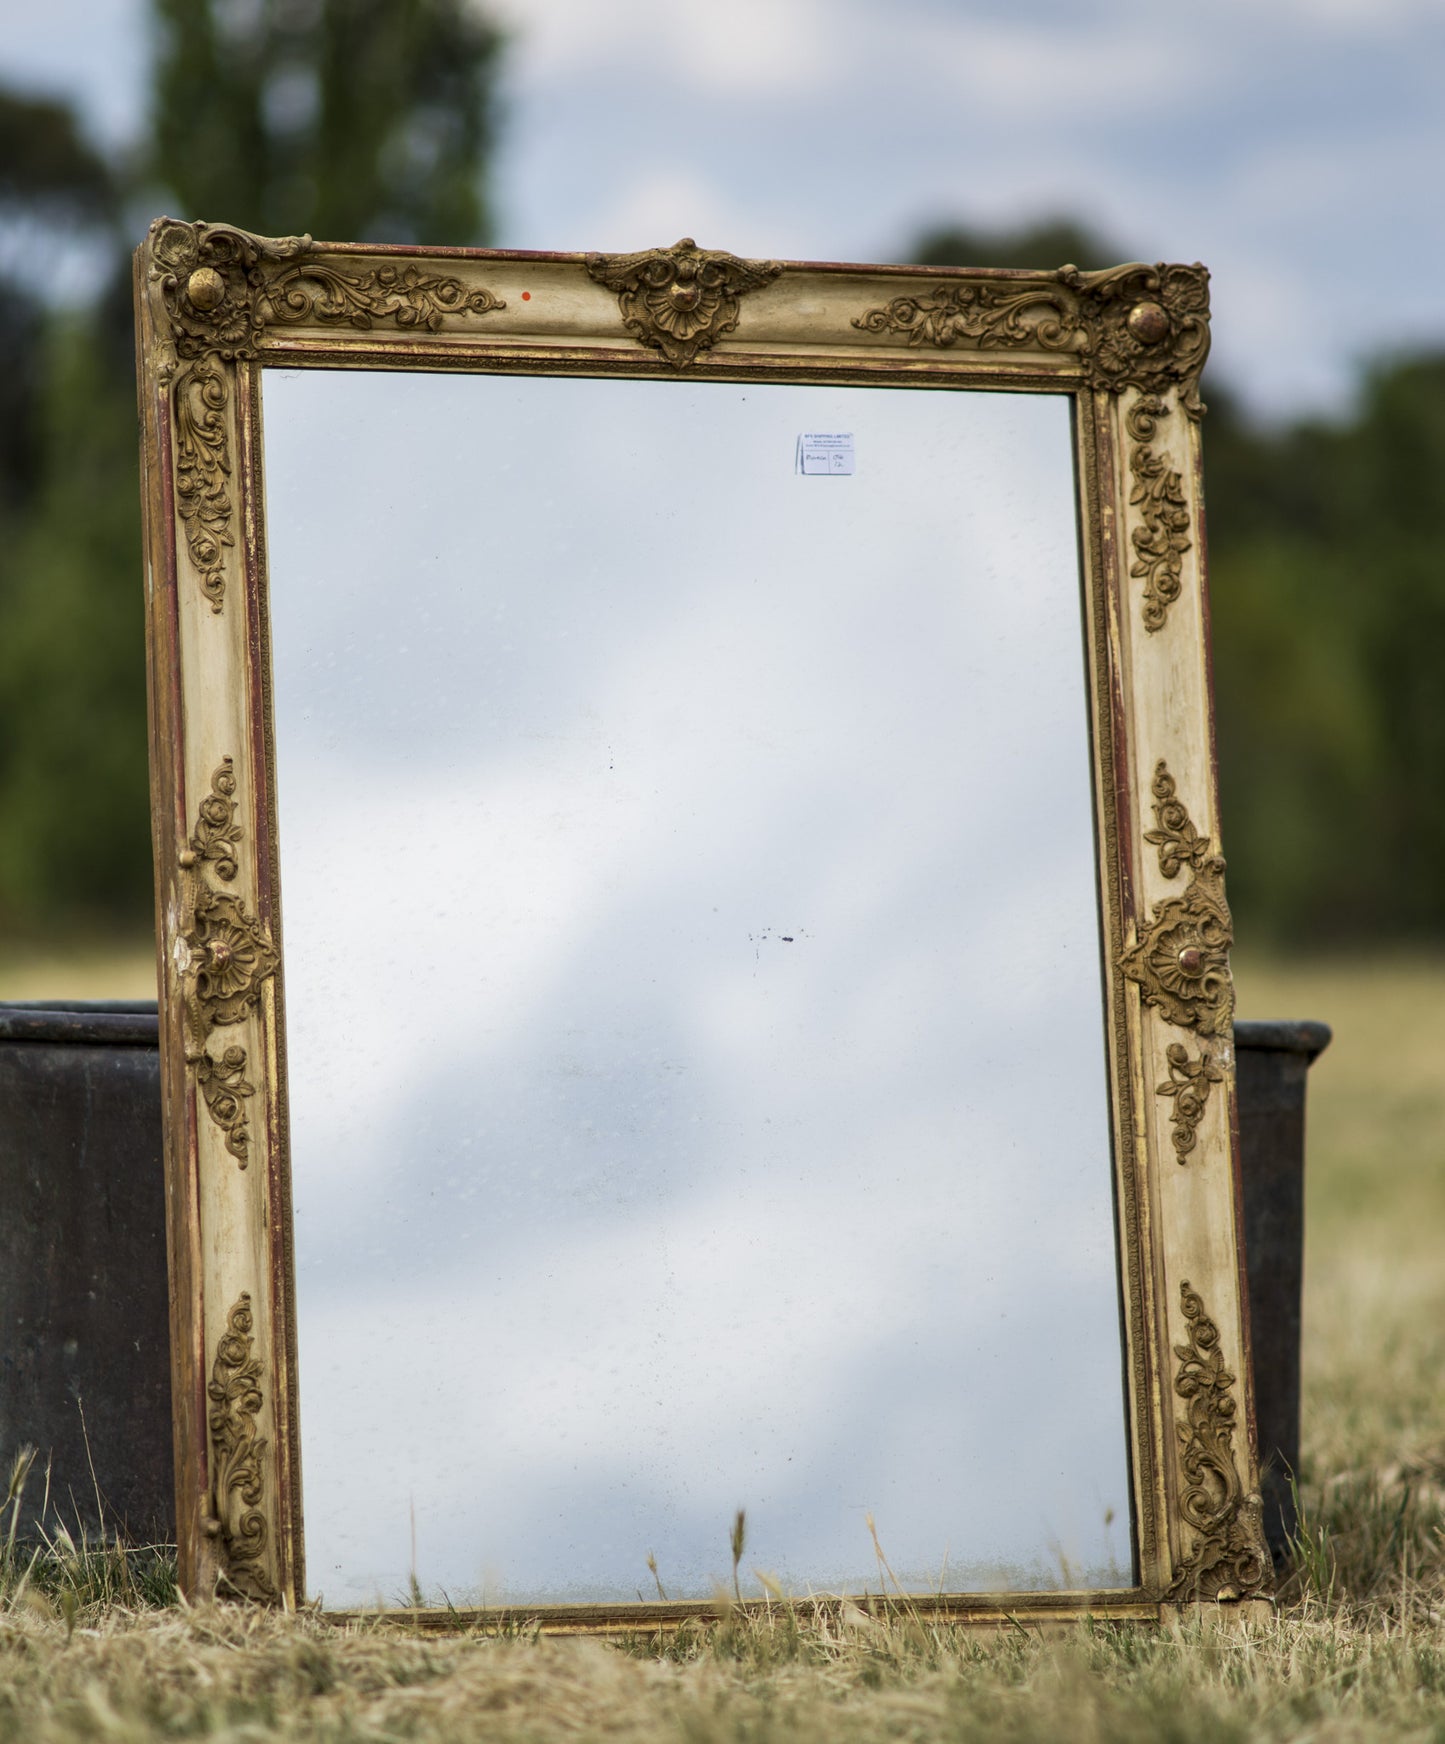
[261,368,1132,1608]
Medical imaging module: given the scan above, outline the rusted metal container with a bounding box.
[0,1000,171,1543]
[1234,1018,1332,1565]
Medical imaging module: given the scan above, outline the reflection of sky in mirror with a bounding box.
[262,369,1131,1608]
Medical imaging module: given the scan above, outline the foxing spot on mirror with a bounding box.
[137,225,1270,1626]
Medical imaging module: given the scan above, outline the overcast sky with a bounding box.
[4,0,1443,416]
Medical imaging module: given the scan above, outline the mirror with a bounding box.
[136,225,1270,1625]
[262,369,1129,1605]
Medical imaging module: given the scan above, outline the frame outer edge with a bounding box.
[135,236,210,1596]
[1191,411,1265,1514]
[1112,379,1269,1602]
[139,229,1261,1622]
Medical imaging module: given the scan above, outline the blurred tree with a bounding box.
[0,8,503,938]
[147,0,504,243]
[0,280,45,524]
[0,89,116,225]
[1209,355,1445,942]
[911,216,1125,272]
[0,90,119,528]
[0,88,145,935]
[911,217,1445,945]
[0,314,153,926]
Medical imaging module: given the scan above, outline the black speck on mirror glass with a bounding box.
[261,368,1130,1609]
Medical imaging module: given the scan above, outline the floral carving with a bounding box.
[586,238,783,367]
[852,260,1210,416]
[180,758,277,1166]
[1127,396,1192,632]
[1142,761,1212,878]
[146,218,504,607]
[1157,1043,1225,1165]
[204,1293,278,1602]
[1122,762,1233,1039]
[189,756,243,879]
[1165,1282,1271,1603]
[196,1045,256,1166]
[171,358,236,611]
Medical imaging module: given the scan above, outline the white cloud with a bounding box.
[483,0,842,95]
[581,170,761,255]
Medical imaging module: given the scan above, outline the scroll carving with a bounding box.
[204,1293,278,1602]
[179,757,277,1166]
[1165,1282,1271,1603]
[146,218,504,608]
[261,257,505,332]
[586,238,783,367]
[1122,761,1233,1040]
[851,260,1210,414]
[851,279,1079,354]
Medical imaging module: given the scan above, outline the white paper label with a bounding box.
[797,432,855,475]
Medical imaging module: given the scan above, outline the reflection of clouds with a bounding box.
[265,370,1130,1608]
[300,1155,1129,1605]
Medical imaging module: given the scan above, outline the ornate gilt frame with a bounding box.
[135,219,1268,1627]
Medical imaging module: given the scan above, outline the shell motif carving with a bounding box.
[1165,1282,1272,1603]
[586,238,783,367]
[1121,761,1234,1041]
[179,757,277,1166]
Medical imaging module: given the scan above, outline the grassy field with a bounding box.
[2,952,1444,1740]
[0,936,156,1002]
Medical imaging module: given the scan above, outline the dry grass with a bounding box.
[0,936,156,1002]
[2,950,1443,1739]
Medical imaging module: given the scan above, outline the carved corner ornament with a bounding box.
[1122,761,1234,1044]
[145,217,504,609]
[179,757,278,1166]
[851,261,1207,630]
[1165,1282,1272,1604]
[204,1293,279,1602]
[585,238,783,367]
[851,260,1209,411]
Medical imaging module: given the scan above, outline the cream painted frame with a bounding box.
[134,219,1268,1628]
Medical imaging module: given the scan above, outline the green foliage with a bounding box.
[910,216,1124,272]
[1209,357,1445,941]
[914,211,1445,946]
[0,2,503,935]
[147,0,504,244]
[0,311,152,930]
[0,280,45,522]
[0,89,116,224]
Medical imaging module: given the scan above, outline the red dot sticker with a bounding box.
[521,291,531,300]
